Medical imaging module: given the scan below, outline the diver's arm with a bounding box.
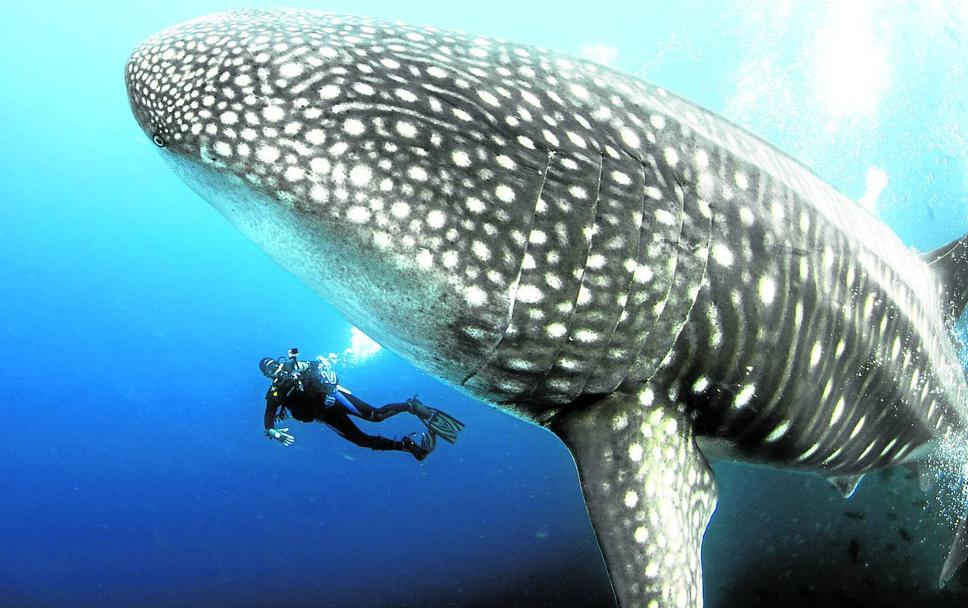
[264,394,278,431]
[264,388,288,428]
[264,392,294,446]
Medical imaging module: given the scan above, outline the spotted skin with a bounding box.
[552,392,716,608]
[126,9,968,607]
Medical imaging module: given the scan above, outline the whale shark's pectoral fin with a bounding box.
[549,389,717,608]
[826,474,864,498]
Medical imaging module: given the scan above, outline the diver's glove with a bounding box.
[266,427,295,446]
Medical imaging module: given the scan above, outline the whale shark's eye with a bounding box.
[152,134,166,148]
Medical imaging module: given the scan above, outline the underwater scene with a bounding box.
[2,1,968,606]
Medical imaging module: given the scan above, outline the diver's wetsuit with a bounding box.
[263,360,415,452]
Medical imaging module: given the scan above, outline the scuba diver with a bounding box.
[260,348,465,461]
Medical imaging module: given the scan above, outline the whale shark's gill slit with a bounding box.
[459,150,554,387]
[582,151,650,393]
[601,157,688,386]
[520,150,606,400]
[503,151,554,321]
[647,180,712,378]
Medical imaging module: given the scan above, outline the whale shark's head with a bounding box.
[125,9,564,395]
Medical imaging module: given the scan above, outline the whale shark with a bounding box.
[125,9,968,607]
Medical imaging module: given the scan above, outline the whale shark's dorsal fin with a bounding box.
[549,389,717,607]
[826,474,864,498]
[921,233,968,323]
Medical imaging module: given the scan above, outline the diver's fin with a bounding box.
[921,232,968,323]
[826,474,864,498]
[424,409,465,444]
[940,512,968,588]
[549,388,717,608]
[402,431,436,462]
[408,395,465,444]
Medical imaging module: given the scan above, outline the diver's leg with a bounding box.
[320,410,435,461]
[336,392,463,444]
[336,391,412,422]
[320,410,403,451]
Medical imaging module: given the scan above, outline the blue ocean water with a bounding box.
[1,1,966,606]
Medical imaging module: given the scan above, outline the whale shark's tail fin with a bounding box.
[921,233,968,324]
[549,388,718,608]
